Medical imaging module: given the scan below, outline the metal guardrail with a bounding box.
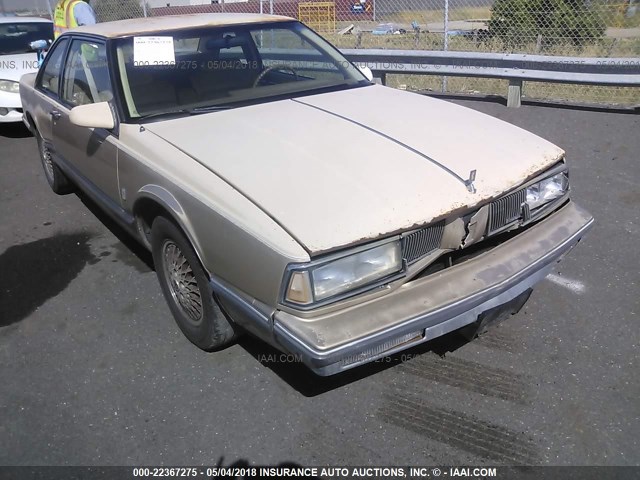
[341,49,640,107]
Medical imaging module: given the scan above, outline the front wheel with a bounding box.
[36,131,74,195]
[151,216,238,350]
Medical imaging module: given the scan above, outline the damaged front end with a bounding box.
[272,161,593,376]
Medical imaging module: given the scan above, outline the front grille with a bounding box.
[413,221,529,282]
[488,188,526,234]
[402,221,445,264]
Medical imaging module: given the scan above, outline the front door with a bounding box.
[52,38,120,205]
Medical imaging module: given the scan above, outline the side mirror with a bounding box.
[357,64,374,82]
[29,39,51,66]
[69,102,115,130]
[29,39,50,51]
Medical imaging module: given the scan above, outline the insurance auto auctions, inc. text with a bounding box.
[254,467,498,477]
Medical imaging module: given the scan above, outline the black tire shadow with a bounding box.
[0,122,33,139]
[0,232,97,327]
[238,328,473,397]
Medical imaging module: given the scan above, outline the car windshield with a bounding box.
[0,22,52,55]
[113,20,369,119]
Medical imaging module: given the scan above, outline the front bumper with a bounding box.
[0,92,23,123]
[273,201,594,376]
[0,107,23,123]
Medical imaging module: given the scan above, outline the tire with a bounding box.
[36,131,74,195]
[151,216,237,351]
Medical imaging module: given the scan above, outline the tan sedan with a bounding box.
[19,14,593,375]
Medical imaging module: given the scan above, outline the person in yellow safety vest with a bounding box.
[53,0,97,39]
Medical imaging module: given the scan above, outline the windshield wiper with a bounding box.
[190,105,231,113]
[139,109,194,121]
[139,106,231,121]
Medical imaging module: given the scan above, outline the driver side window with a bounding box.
[62,39,113,107]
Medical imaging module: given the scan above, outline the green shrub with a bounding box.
[489,0,607,48]
[93,0,145,22]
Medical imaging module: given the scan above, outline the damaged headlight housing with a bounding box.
[526,171,569,210]
[0,80,20,94]
[284,240,403,307]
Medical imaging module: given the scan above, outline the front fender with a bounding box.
[134,185,208,273]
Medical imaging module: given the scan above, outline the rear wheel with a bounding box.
[36,131,74,195]
[151,216,237,350]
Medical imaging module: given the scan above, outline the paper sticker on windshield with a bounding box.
[133,37,175,66]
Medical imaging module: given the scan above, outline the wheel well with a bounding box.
[133,197,210,278]
[133,197,173,250]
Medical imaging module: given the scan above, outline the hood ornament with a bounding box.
[464,169,477,193]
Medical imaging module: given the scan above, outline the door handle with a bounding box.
[50,110,62,120]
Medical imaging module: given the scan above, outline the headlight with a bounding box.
[526,172,568,210]
[0,80,20,94]
[285,240,403,306]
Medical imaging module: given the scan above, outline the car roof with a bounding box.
[69,13,294,39]
[0,16,52,24]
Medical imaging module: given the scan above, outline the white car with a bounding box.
[0,16,52,123]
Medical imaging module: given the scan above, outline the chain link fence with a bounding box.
[1,0,638,104]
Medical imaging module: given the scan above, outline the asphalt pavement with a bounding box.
[0,98,638,467]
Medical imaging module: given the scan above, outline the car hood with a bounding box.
[143,85,564,254]
[0,53,39,82]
